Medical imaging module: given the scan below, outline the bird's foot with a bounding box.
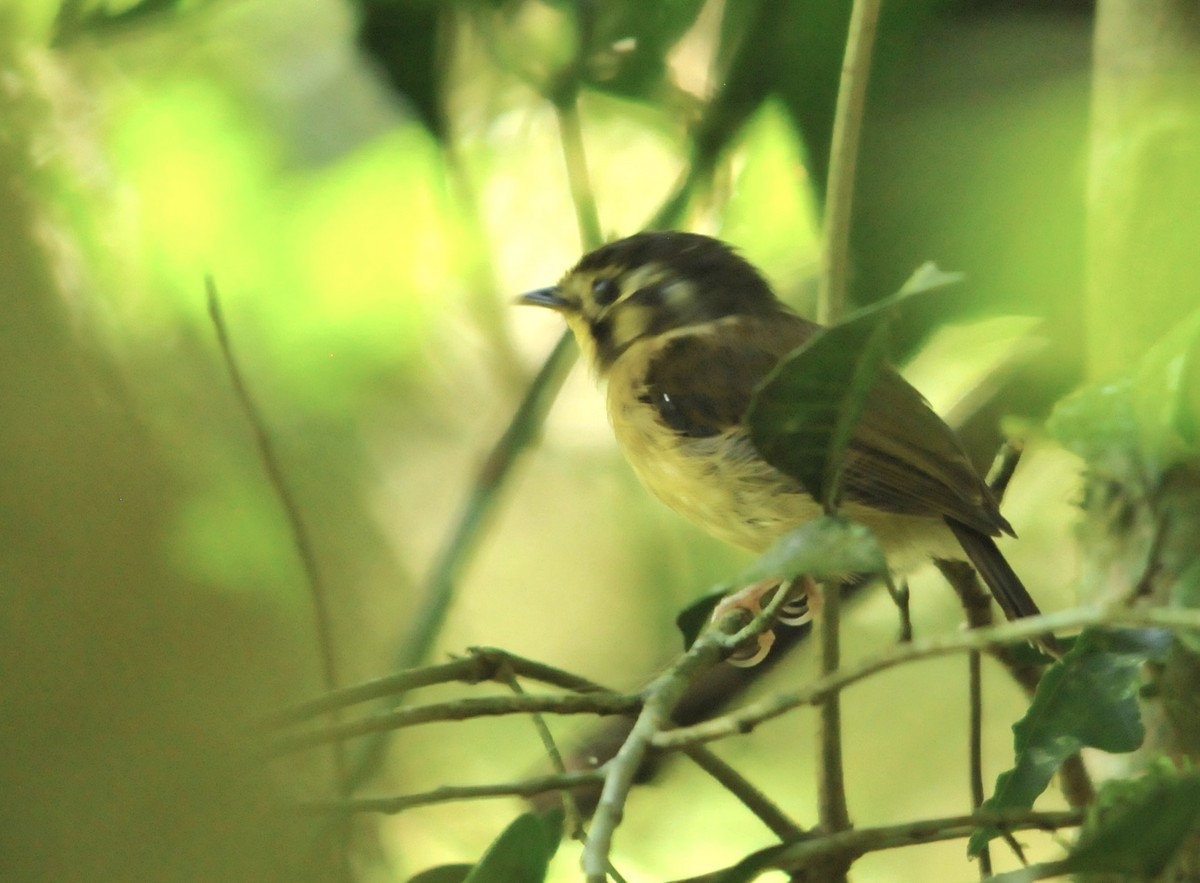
[712,577,812,667]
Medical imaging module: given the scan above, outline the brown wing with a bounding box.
[844,369,1010,536]
[639,314,817,439]
[640,313,1007,535]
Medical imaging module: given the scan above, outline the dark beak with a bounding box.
[518,287,573,311]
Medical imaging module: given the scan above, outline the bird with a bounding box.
[520,230,1048,663]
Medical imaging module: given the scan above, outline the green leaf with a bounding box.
[737,517,886,585]
[1062,769,1200,877]
[407,865,474,883]
[462,812,552,883]
[968,628,1166,855]
[747,263,962,509]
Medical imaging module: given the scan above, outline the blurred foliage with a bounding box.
[7,0,1199,880]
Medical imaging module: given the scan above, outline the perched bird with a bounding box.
[521,231,1046,662]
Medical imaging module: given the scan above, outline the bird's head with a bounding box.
[520,231,783,373]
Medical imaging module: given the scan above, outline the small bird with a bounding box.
[521,231,1046,662]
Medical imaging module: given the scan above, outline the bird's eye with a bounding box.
[592,277,620,308]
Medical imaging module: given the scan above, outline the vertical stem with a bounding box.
[969,650,992,878]
[818,0,883,325]
[817,580,851,834]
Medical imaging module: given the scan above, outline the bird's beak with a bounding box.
[518,287,573,311]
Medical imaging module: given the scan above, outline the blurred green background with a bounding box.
[7,0,1189,880]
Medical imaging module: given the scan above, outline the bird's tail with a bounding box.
[945,518,1060,656]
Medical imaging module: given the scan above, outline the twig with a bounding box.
[496,661,585,837]
[206,279,347,790]
[270,646,609,727]
[683,745,805,842]
[710,808,1084,880]
[300,769,606,815]
[652,605,1200,750]
[818,0,883,325]
[274,691,642,756]
[583,585,796,881]
[969,649,992,879]
[817,581,851,841]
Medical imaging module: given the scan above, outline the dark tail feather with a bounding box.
[945,519,1061,656]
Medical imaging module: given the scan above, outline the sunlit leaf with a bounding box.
[969,628,1168,854]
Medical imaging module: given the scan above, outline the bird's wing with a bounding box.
[638,313,1006,534]
[637,314,812,439]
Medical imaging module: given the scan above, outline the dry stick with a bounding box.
[652,606,1200,751]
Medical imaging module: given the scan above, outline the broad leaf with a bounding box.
[747,263,962,509]
[968,628,1169,854]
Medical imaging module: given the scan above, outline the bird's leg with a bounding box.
[711,576,814,666]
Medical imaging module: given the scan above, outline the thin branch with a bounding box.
[497,661,585,837]
[652,605,1200,750]
[817,581,851,838]
[274,691,642,756]
[714,809,1084,880]
[969,649,992,879]
[271,646,609,727]
[683,745,806,842]
[301,769,606,815]
[818,0,883,325]
[206,279,346,793]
